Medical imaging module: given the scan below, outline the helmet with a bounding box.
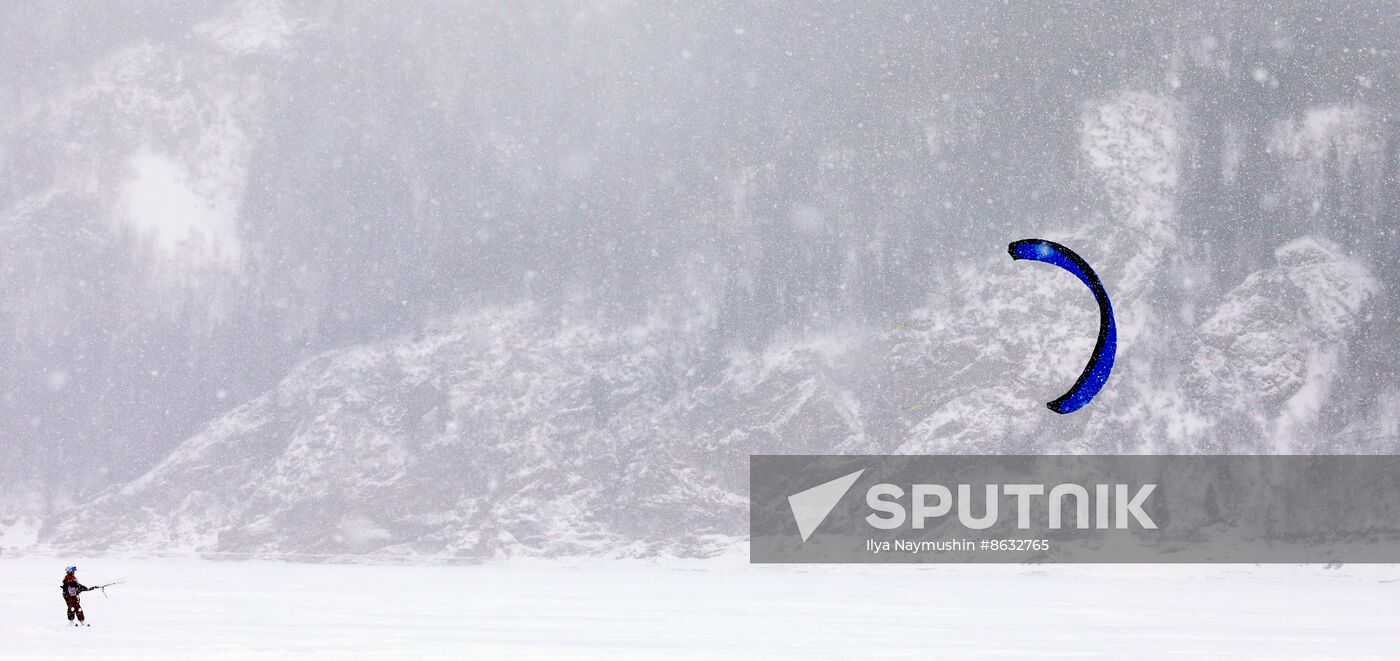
[65,566,77,573]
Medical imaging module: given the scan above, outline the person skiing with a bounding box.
[61,566,92,626]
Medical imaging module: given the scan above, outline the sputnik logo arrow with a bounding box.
[787,469,865,542]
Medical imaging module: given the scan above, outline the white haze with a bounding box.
[1,2,1398,560]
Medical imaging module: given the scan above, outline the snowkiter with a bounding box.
[61,566,91,626]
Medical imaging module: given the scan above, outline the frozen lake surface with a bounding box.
[2,554,1399,659]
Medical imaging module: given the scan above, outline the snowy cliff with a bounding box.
[46,92,1389,558]
[4,3,1398,557]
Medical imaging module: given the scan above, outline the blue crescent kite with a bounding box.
[1007,239,1116,414]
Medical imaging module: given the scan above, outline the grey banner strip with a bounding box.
[750,455,1400,563]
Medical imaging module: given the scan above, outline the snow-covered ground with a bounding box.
[2,554,1399,659]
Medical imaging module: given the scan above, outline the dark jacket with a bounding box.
[61,575,88,600]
